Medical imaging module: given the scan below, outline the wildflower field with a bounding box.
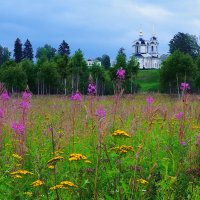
[0,91,200,199]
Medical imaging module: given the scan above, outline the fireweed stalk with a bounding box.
[0,108,4,149]
[144,95,160,129]
[176,82,190,146]
[1,90,10,115]
[112,68,125,129]
[94,107,106,200]
[11,91,32,156]
[49,125,60,200]
[87,77,97,118]
[70,91,82,152]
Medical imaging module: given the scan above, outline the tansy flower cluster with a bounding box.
[47,156,64,165]
[50,180,77,190]
[191,125,200,129]
[69,153,87,161]
[10,169,33,179]
[31,180,44,187]
[137,178,148,184]
[24,192,33,197]
[110,145,134,154]
[12,153,23,160]
[112,130,130,137]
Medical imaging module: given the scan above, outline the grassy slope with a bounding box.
[136,69,160,92]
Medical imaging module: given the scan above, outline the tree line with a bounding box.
[0,39,139,95]
[161,32,200,93]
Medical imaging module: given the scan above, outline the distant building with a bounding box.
[86,59,101,67]
[133,30,161,69]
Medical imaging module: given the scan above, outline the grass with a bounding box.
[0,93,199,199]
[136,69,160,92]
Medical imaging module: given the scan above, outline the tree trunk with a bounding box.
[176,74,180,98]
[64,78,67,95]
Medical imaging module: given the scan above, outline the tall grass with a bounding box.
[0,94,199,199]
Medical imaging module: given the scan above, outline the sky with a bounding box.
[1,0,200,61]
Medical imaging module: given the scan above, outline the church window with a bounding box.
[151,46,153,52]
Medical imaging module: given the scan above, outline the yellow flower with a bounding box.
[111,145,134,154]
[69,153,87,161]
[84,160,92,164]
[12,175,23,179]
[47,156,64,165]
[49,184,66,190]
[57,130,64,135]
[60,181,78,187]
[31,180,43,187]
[12,153,23,160]
[191,125,200,129]
[112,130,130,137]
[24,192,33,197]
[52,150,64,155]
[10,170,33,175]
[137,178,148,184]
[48,165,55,169]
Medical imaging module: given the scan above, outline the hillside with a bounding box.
[136,69,160,92]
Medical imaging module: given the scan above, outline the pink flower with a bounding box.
[71,92,82,101]
[116,68,125,79]
[20,101,30,110]
[175,112,183,120]
[146,96,154,105]
[180,82,190,91]
[96,107,106,119]
[87,83,96,96]
[11,122,25,135]
[1,91,10,101]
[0,108,4,118]
[22,91,32,101]
[196,133,200,147]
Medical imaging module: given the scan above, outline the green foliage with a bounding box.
[194,56,200,89]
[136,70,160,92]
[101,54,111,70]
[36,44,56,61]
[37,61,61,93]
[169,32,200,58]
[0,65,27,91]
[160,50,197,92]
[0,45,11,66]
[20,60,37,93]
[68,49,89,93]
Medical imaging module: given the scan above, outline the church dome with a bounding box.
[139,38,145,44]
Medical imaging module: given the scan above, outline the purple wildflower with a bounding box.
[146,96,154,105]
[0,108,4,118]
[116,68,125,79]
[175,112,183,120]
[196,133,200,147]
[180,82,190,91]
[11,122,25,135]
[20,101,30,110]
[96,107,106,119]
[87,83,96,96]
[1,91,10,102]
[180,141,187,146]
[71,92,82,101]
[22,91,32,101]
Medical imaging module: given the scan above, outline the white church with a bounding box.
[133,30,161,69]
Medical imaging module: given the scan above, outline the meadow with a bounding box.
[0,92,199,200]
